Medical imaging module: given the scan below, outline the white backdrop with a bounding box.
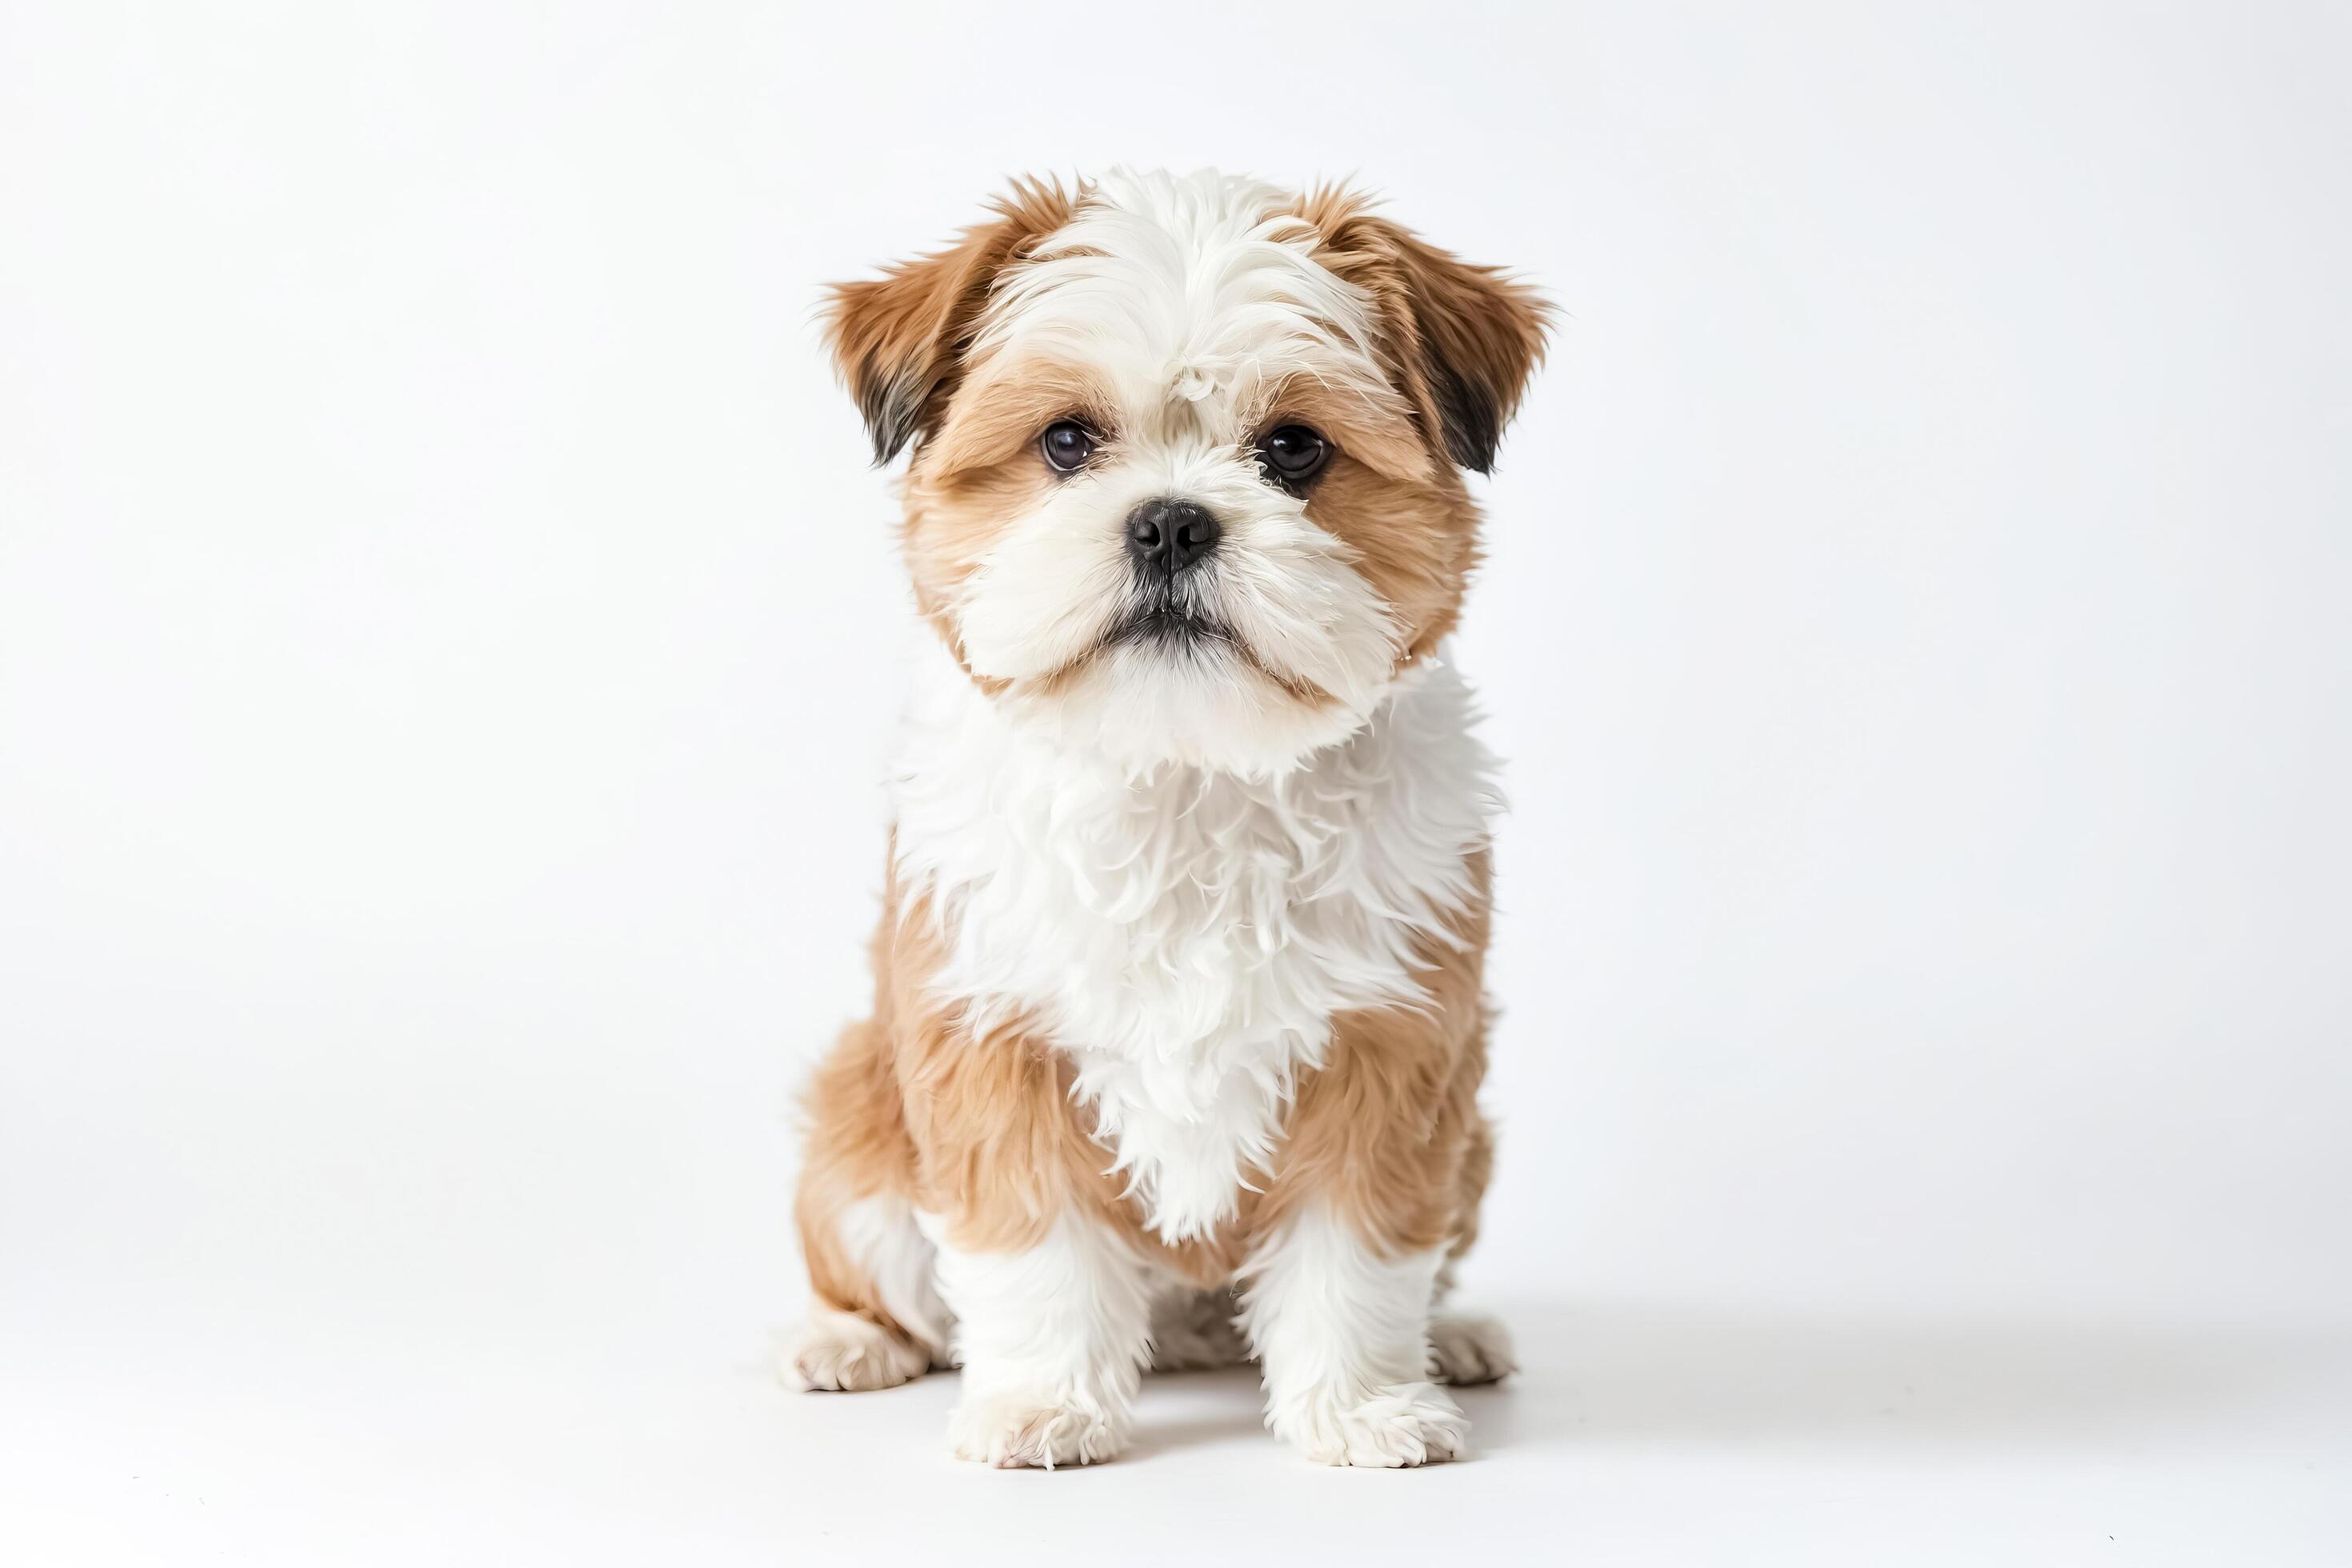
[3,3,2346,1563]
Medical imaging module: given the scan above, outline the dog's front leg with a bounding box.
[934,1211,1154,1468]
[1240,1204,1467,1466]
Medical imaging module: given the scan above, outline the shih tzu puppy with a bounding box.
[785,168,1548,1467]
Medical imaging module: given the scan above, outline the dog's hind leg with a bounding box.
[784,1020,951,1391]
[1426,1038,1516,1387]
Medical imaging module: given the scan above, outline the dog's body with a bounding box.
[787,170,1547,1467]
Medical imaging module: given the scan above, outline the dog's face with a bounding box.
[826,170,1547,774]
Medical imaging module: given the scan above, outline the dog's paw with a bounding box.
[782,1308,930,1392]
[949,1390,1125,1469]
[1276,1381,1469,1467]
[1427,1311,1516,1386]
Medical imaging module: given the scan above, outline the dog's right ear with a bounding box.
[823,178,1077,466]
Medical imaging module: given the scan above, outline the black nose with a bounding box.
[1125,498,1221,578]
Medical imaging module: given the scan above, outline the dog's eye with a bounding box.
[1258,425,1330,486]
[1039,420,1098,474]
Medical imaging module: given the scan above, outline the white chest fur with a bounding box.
[888,641,1500,1244]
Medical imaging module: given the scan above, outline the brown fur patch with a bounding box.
[1302,451,1482,667]
[923,356,1122,483]
[1254,374,1434,486]
[1290,187,1553,476]
[1257,852,1494,1257]
[822,177,1079,466]
[894,440,1062,673]
[792,1015,922,1338]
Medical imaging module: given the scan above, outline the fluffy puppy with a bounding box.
[786,169,1548,1467]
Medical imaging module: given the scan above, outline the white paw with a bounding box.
[1427,1311,1517,1386]
[949,1390,1126,1469]
[1277,1381,1469,1467]
[782,1307,930,1392]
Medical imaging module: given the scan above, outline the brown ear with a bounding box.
[823,178,1077,466]
[1298,192,1552,474]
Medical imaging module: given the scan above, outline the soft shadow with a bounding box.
[1123,1367,1270,1458]
[1464,1298,2350,1452]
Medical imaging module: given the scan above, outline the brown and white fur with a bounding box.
[786,169,1548,1467]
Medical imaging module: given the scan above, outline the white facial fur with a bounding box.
[946,168,1413,777]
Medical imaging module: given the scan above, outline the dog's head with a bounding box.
[826,169,1548,775]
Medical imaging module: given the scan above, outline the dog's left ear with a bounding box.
[1298,193,1553,475]
[824,178,1077,466]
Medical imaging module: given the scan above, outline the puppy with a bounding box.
[786,169,1548,1467]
